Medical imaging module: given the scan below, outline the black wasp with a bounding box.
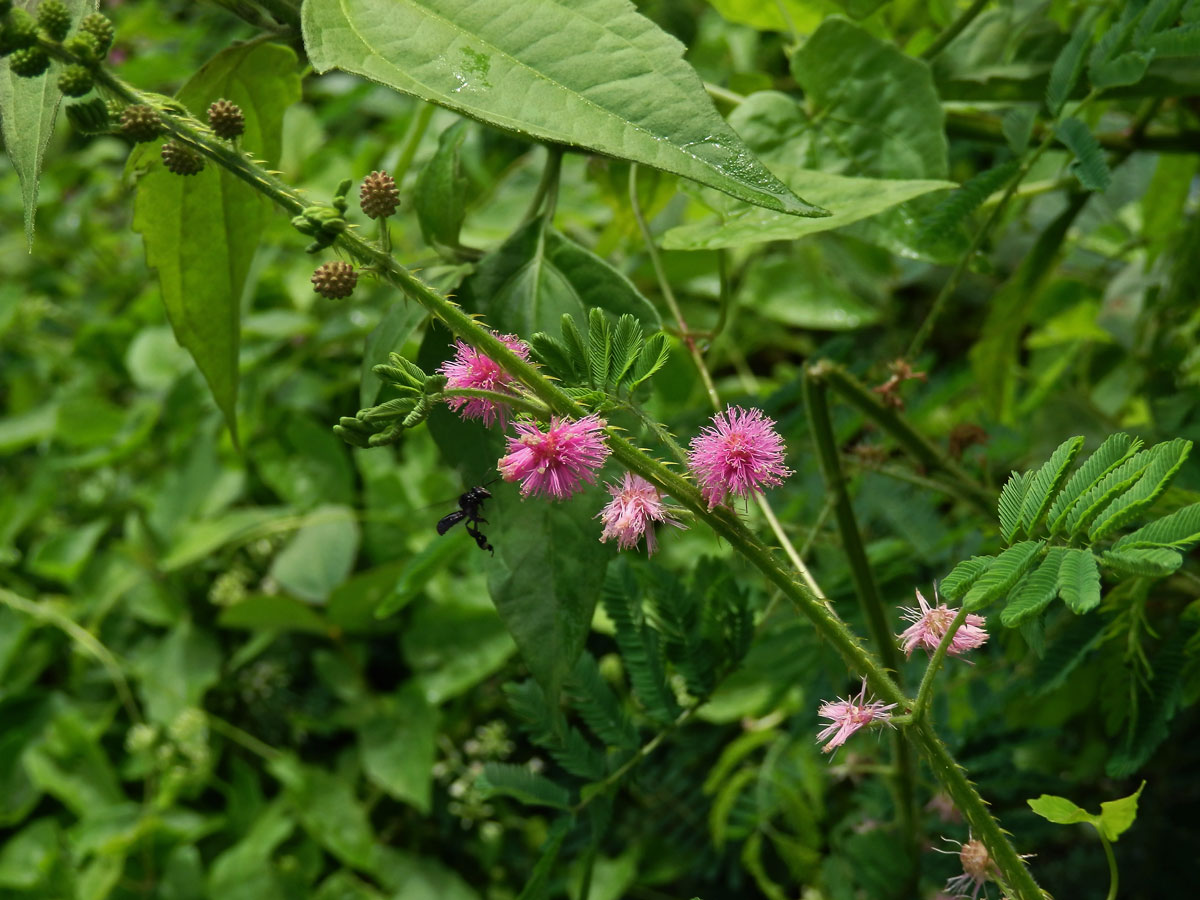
[436,485,494,555]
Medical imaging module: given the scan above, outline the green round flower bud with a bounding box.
[9,46,49,78]
[62,31,100,63]
[207,98,244,140]
[161,140,205,176]
[37,0,71,42]
[78,12,113,53]
[120,104,162,142]
[65,97,110,134]
[311,261,357,299]
[0,9,39,56]
[57,64,92,97]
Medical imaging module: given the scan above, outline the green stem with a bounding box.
[808,361,994,515]
[1098,830,1119,900]
[921,0,991,60]
[803,374,919,865]
[86,53,1045,900]
[522,145,564,224]
[912,605,970,720]
[207,713,282,761]
[393,101,435,184]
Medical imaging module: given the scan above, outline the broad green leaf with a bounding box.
[1048,433,1139,534]
[1057,548,1101,614]
[1097,781,1145,841]
[1099,547,1183,577]
[707,0,836,32]
[301,0,822,216]
[736,249,882,330]
[131,42,301,440]
[26,519,107,584]
[206,800,294,899]
[0,818,64,890]
[460,216,660,335]
[361,302,428,407]
[940,556,993,601]
[160,507,292,572]
[1019,436,1085,535]
[269,505,360,603]
[476,762,570,809]
[487,484,613,698]
[217,594,331,634]
[662,166,954,250]
[134,621,221,725]
[1056,117,1112,192]
[375,528,470,619]
[1114,502,1200,550]
[358,682,437,813]
[269,757,376,872]
[0,0,97,246]
[963,540,1044,611]
[402,594,517,704]
[415,120,472,253]
[1089,439,1191,540]
[789,21,948,179]
[1028,793,1093,825]
[1001,547,1065,627]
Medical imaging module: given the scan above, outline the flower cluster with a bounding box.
[437,331,792,556]
[815,678,896,754]
[897,588,988,659]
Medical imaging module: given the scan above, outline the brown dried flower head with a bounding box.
[359,170,400,219]
[312,261,357,299]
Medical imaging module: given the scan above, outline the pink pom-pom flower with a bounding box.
[597,472,686,555]
[897,588,988,659]
[687,406,792,509]
[498,414,610,500]
[815,678,897,754]
[438,334,531,428]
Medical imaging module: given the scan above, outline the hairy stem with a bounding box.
[913,605,970,719]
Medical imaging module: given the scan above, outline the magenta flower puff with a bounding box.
[597,472,686,555]
[815,678,897,754]
[687,406,792,509]
[498,414,610,500]
[438,334,531,428]
[898,589,988,659]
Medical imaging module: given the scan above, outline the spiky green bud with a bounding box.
[57,63,92,97]
[78,12,113,52]
[62,31,99,63]
[9,46,49,77]
[37,0,71,41]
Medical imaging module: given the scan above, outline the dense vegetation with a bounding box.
[2,1,1198,898]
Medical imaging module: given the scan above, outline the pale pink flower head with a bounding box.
[816,678,897,754]
[498,414,610,500]
[439,334,531,428]
[687,406,792,509]
[898,589,988,659]
[596,472,686,555]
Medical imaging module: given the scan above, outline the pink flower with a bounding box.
[439,334,531,428]
[898,589,988,659]
[597,473,686,555]
[498,414,610,500]
[816,678,897,754]
[687,406,791,509]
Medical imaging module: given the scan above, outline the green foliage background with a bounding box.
[1,1,1199,898]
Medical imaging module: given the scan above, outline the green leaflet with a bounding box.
[459,216,660,336]
[1019,436,1085,536]
[300,0,823,217]
[1001,548,1066,627]
[662,164,953,250]
[414,120,471,253]
[1113,501,1200,550]
[486,484,613,700]
[1047,433,1139,534]
[1057,548,1101,614]
[1056,117,1112,192]
[1064,447,1154,536]
[476,763,570,810]
[940,556,993,601]
[1088,438,1192,540]
[1099,547,1183,577]
[131,42,301,440]
[1046,8,1097,115]
[998,470,1033,543]
[963,541,1044,612]
[0,0,97,247]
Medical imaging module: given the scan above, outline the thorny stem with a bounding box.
[913,605,970,720]
[802,373,919,868]
[90,53,1045,900]
[920,0,991,60]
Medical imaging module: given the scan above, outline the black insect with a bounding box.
[437,485,494,555]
